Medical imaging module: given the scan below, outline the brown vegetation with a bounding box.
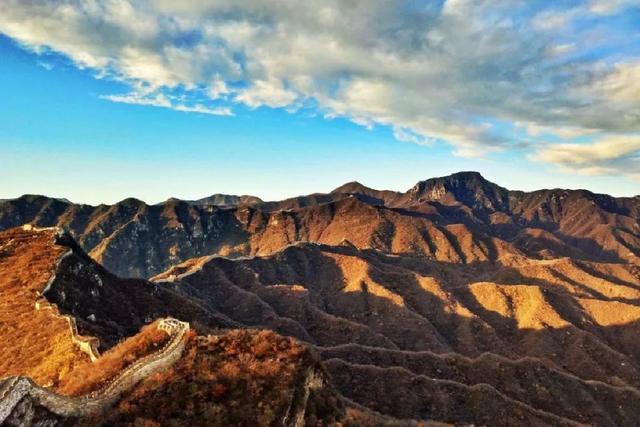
[92,329,344,426]
[56,321,170,396]
[0,227,91,386]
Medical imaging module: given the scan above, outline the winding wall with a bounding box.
[0,318,189,423]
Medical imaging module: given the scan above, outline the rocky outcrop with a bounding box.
[282,366,324,427]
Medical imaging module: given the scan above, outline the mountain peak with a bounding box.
[408,171,509,212]
[160,194,263,207]
[331,181,374,194]
[331,181,404,207]
[431,171,489,183]
[194,194,263,207]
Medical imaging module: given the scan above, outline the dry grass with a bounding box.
[0,227,91,386]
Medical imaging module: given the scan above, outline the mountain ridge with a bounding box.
[2,171,638,278]
[8,171,638,208]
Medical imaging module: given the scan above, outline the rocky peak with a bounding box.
[407,171,510,213]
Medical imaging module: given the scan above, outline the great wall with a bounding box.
[26,224,102,362]
[0,317,189,423]
[2,226,371,426]
[0,225,192,423]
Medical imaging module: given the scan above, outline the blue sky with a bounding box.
[0,1,639,204]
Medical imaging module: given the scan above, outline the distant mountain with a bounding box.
[1,172,637,278]
[331,181,405,206]
[164,193,263,207]
[406,171,510,213]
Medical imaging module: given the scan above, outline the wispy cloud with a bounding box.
[37,61,54,71]
[101,92,233,116]
[0,0,638,171]
[533,135,640,179]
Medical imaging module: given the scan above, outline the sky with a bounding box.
[0,0,639,205]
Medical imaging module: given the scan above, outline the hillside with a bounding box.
[0,228,355,426]
[0,226,220,387]
[0,227,94,386]
[1,172,638,278]
[1,323,348,426]
[0,172,639,425]
[154,241,640,425]
[91,329,345,426]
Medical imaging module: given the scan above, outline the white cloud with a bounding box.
[585,61,640,104]
[235,79,299,109]
[173,104,233,116]
[589,0,638,15]
[522,123,599,139]
[532,1,638,31]
[533,135,640,178]
[0,0,638,169]
[101,92,233,116]
[209,79,231,100]
[547,43,576,57]
[532,8,581,31]
[101,92,172,108]
[37,61,54,71]
[393,127,433,146]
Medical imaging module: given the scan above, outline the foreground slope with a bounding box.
[0,227,93,385]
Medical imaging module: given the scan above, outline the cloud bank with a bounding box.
[0,0,638,175]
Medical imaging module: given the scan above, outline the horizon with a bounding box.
[1,1,639,204]
[5,170,640,206]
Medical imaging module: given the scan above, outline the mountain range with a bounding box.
[2,172,638,279]
[1,171,639,425]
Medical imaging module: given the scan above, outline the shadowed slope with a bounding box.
[153,241,640,425]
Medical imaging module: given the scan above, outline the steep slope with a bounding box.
[0,226,232,355]
[0,227,94,386]
[405,171,511,214]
